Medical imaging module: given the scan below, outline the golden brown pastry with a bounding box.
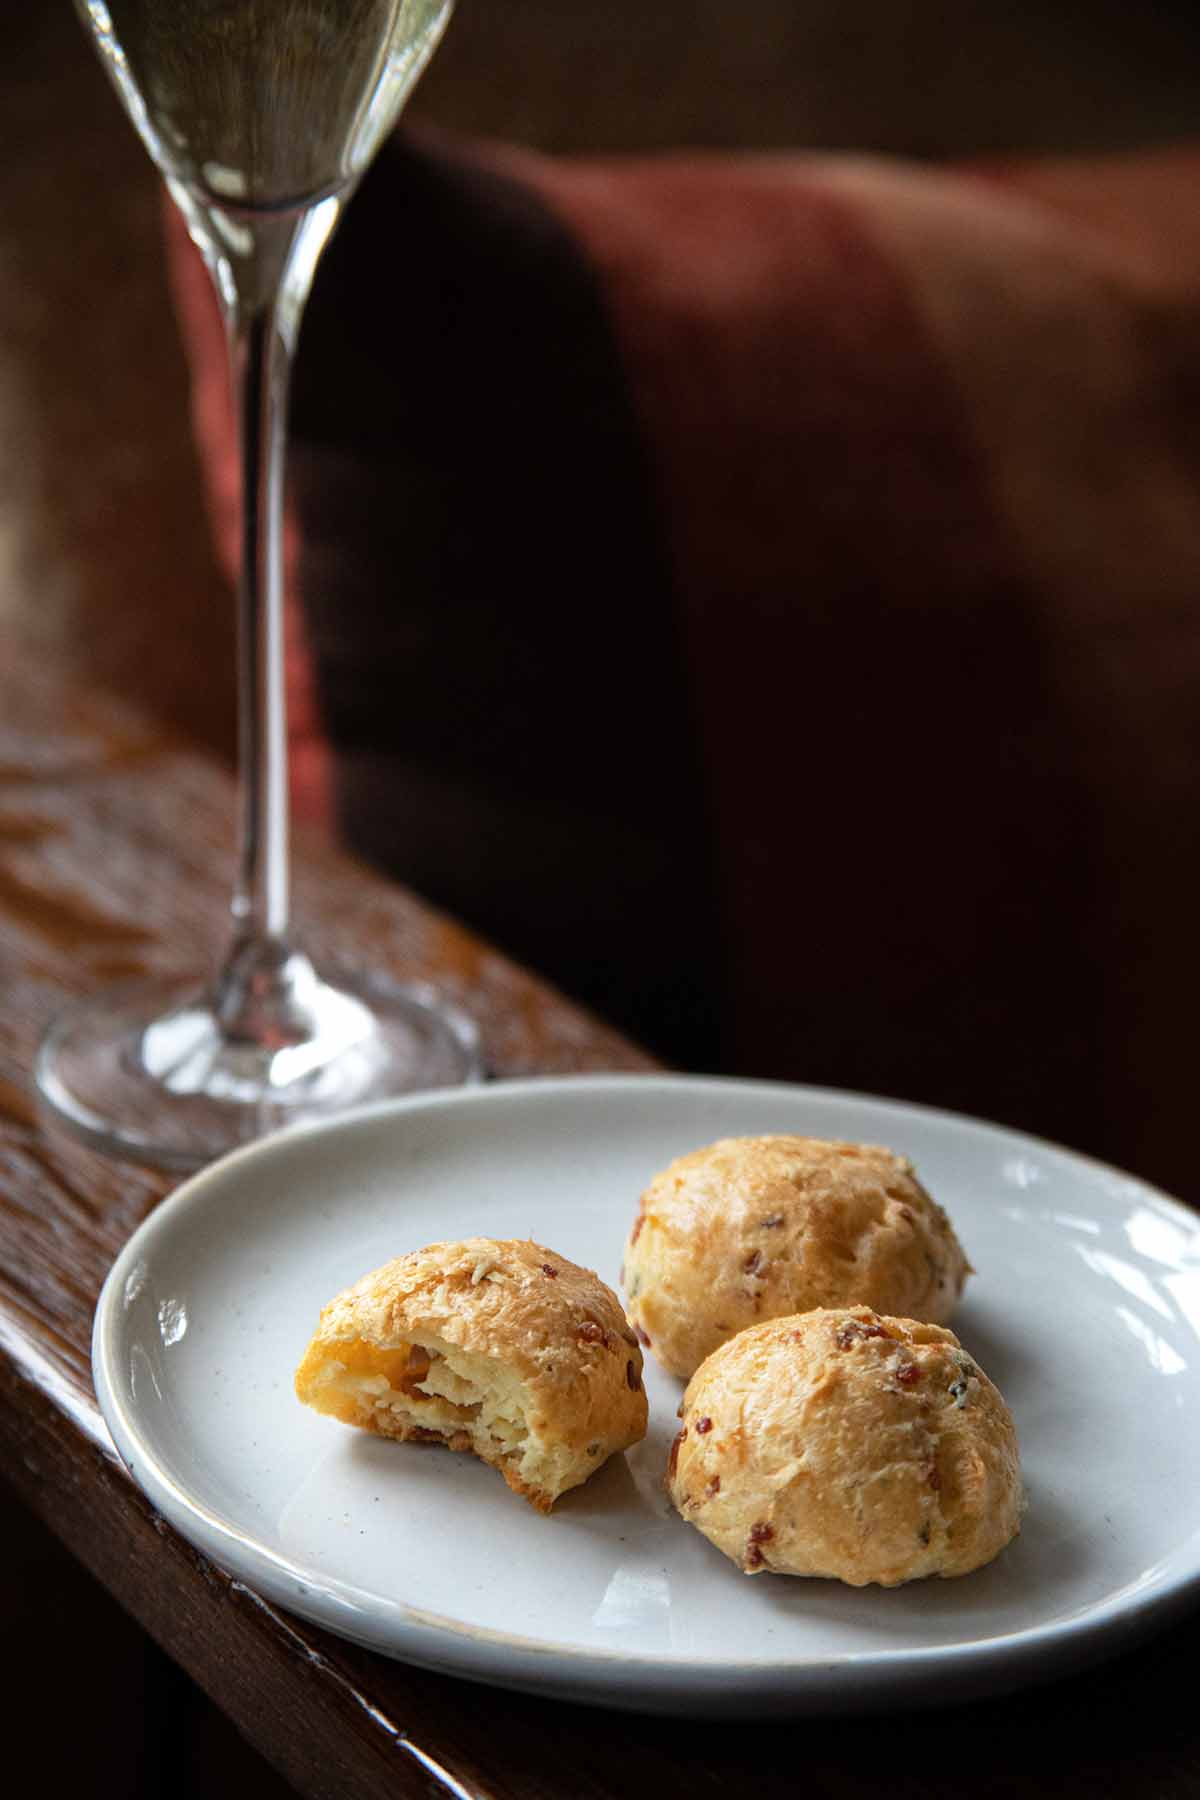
[295,1237,648,1512]
[667,1307,1023,1585]
[623,1135,970,1378]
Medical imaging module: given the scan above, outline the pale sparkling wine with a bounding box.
[79,0,453,210]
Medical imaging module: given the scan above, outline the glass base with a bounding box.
[35,967,484,1172]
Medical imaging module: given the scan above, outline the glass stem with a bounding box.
[229,291,291,947]
[202,201,342,1047]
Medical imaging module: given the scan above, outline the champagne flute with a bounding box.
[37,0,482,1169]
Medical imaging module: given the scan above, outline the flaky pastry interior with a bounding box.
[298,1330,570,1513]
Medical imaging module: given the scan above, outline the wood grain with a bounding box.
[0,628,653,1800]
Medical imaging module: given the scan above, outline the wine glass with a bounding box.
[36,0,482,1169]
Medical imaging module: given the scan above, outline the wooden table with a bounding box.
[1,634,1197,1800]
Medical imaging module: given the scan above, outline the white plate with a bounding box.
[93,1074,1200,1715]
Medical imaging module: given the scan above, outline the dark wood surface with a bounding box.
[1,637,1199,1800]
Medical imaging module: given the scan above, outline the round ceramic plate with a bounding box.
[92,1075,1200,1716]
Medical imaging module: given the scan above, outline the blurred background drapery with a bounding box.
[165,126,1200,1207]
[7,0,1200,770]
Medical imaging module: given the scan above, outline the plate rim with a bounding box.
[92,1071,1200,1713]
